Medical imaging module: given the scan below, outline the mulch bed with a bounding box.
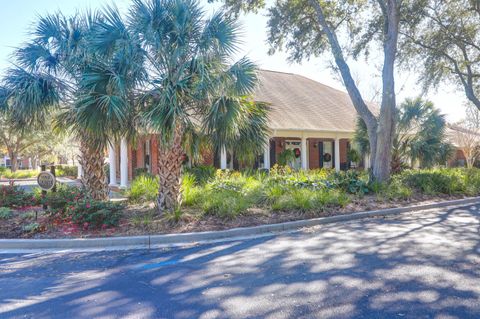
[0,193,470,239]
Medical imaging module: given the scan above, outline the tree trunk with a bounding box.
[157,124,185,213]
[79,137,109,201]
[466,155,474,168]
[372,0,399,183]
[309,0,379,172]
[8,151,18,172]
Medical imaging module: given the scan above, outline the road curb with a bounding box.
[1,197,479,252]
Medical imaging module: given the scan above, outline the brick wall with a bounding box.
[198,147,215,166]
[126,134,353,178]
[448,149,467,167]
[151,135,159,175]
[136,138,145,170]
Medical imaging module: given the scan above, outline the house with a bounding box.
[0,155,33,170]
[102,70,374,187]
[446,124,480,167]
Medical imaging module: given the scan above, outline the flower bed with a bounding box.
[1,166,480,239]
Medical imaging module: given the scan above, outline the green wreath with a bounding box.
[323,153,332,162]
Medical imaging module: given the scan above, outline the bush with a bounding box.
[67,199,124,230]
[271,188,348,212]
[202,190,250,218]
[332,170,369,195]
[185,165,216,184]
[1,169,38,179]
[127,174,159,203]
[371,179,413,201]
[23,222,41,233]
[0,207,12,219]
[39,185,85,212]
[399,169,466,195]
[181,173,202,206]
[0,182,36,208]
[56,165,78,177]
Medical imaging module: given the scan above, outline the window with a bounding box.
[144,140,151,173]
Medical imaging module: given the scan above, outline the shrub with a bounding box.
[1,169,39,179]
[331,170,370,195]
[164,207,185,224]
[23,222,41,233]
[67,199,124,230]
[263,184,287,204]
[0,207,12,219]
[39,185,84,212]
[127,174,159,203]
[202,189,250,218]
[0,182,35,208]
[181,173,202,206]
[399,169,466,195]
[372,179,413,201]
[465,169,480,196]
[271,188,349,212]
[272,188,319,211]
[134,168,149,177]
[55,165,78,177]
[185,165,216,184]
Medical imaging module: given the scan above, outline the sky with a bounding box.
[0,0,468,123]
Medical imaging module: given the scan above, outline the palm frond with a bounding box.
[3,67,60,128]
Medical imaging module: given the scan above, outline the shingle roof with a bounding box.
[254,70,376,133]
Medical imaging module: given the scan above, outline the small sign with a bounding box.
[37,171,56,191]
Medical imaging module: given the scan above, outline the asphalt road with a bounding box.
[1,204,480,319]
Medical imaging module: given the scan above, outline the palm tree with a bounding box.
[0,68,60,171]
[7,9,144,199]
[95,0,268,212]
[355,97,454,173]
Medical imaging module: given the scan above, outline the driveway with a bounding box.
[1,204,480,318]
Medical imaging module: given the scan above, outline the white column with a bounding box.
[120,138,128,188]
[229,149,234,170]
[301,137,308,170]
[220,146,227,170]
[77,160,83,179]
[335,138,341,172]
[263,139,270,169]
[108,142,118,186]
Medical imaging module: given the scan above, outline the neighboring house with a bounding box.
[105,70,375,187]
[446,124,480,167]
[0,155,32,170]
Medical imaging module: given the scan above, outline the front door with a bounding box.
[319,141,334,169]
[285,140,302,169]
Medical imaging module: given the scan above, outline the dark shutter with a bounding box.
[270,140,276,165]
[319,142,324,168]
[332,141,335,170]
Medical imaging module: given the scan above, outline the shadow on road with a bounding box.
[1,204,480,318]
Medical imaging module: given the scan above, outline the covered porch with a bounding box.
[219,130,365,171]
[92,135,158,189]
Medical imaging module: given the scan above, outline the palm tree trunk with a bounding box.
[79,137,109,200]
[157,124,184,213]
